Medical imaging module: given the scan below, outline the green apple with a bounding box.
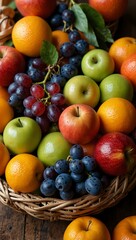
[81,49,115,82]
[63,75,100,108]
[3,117,42,154]
[37,132,72,166]
[99,73,134,103]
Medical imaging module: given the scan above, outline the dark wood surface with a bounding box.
[0,1,136,239]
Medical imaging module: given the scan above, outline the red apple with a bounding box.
[0,46,26,87]
[15,0,57,19]
[94,132,136,176]
[58,104,100,145]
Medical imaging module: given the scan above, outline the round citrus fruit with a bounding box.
[12,16,52,57]
[112,216,136,240]
[99,73,134,103]
[63,216,111,240]
[0,141,10,176]
[121,53,136,90]
[0,86,9,101]
[52,30,69,52]
[88,0,128,22]
[0,98,14,133]
[109,37,136,72]
[5,153,44,193]
[97,97,136,134]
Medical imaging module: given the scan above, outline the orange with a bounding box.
[52,30,69,52]
[12,16,52,57]
[63,216,111,240]
[0,86,9,101]
[109,37,136,72]
[5,153,45,193]
[88,0,128,22]
[97,98,136,134]
[112,216,136,240]
[121,53,136,90]
[0,141,10,176]
[0,98,14,133]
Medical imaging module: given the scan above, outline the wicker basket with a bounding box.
[0,0,136,222]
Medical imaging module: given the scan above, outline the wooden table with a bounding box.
[0,0,136,239]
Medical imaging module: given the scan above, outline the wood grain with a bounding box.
[0,0,136,239]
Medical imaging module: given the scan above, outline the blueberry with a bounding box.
[62,9,75,24]
[40,179,57,197]
[8,93,22,108]
[69,159,84,174]
[54,159,69,174]
[55,173,73,191]
[59,189,74,200]
[50,74,67,89]
[56,3,68,14]
[82,156,97,172]
[85,176,102,195]
[60,42,76,57]
[69,55,82,68]
[70,171,85,183]
[68,30,81,43]
[43,166,57,180]
[75,39,89,55]
[75,181,87,196]
[70,144,84,159]
[27,67,45,83]
[60,63,78,79]
[50,14,63,29]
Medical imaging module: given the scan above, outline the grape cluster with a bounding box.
[7,59,67,134]
[40,144,111,200]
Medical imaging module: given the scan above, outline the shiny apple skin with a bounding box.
[0,46,26,87]
[3,117,42,155]
[59,104,100,145]
[94,132,136,176]
[63,75,100,108]
[15,0,57,19]
[81,49,115,82]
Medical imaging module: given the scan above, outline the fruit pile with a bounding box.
[0,0,136,203]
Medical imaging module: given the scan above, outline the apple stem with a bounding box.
[76,106,80,117]
[18,118,23,127]
[86,220,92,231]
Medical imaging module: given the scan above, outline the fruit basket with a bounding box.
[0,0,136,222]
[0,167,136,221]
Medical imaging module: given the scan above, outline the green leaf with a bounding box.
[4,39,13,47]
[84,25,99,47]
[40,41,59,66]
[8,1,16,9]
[71,4,88,33]
[71,2,114,48]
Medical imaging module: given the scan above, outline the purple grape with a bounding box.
[40,179,57,197]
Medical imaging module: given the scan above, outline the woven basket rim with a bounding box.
[0,166,136,221]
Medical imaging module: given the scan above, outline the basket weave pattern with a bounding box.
[0,0,136,221]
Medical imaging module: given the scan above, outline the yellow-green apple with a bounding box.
[3,117,42,154]
[63,216,111,240]
[58,104,100,145]
[81,49,115,82]
[15,0,57,19]
[63,75,100,108]
[94,132,136,176]
[0,46,26,87]
[37,132,71,166]
[99,73,134,103]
